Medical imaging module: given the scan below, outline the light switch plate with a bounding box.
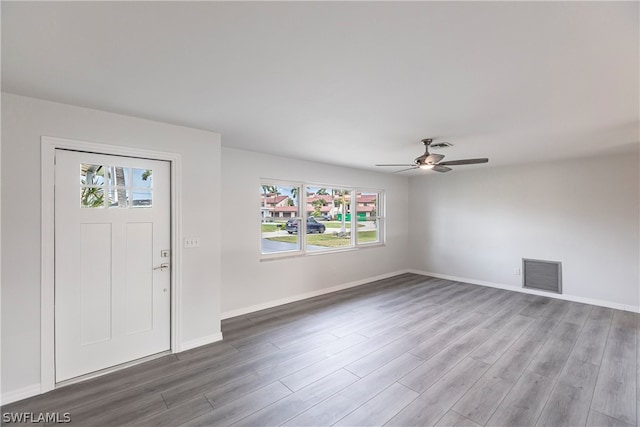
[184,237,200,248]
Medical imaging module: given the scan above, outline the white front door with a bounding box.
[54,149,171,382]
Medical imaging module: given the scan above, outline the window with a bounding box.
[305,186,352,253]
[355,191,383,245]
[80,164,153,208]
[260,183,301,254]
[260,181,385,258]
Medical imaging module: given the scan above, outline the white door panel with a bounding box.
[55,149,171,382]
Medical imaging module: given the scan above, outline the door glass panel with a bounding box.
[108,166,128,188]
[132,168,152,188]
[80,164,105,186]
[131,191,153,207]
[80,187,105,208]
[108,188,129,208]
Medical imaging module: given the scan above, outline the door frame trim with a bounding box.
[40,136,183,393]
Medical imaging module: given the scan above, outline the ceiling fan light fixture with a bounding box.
[374,138,489,174]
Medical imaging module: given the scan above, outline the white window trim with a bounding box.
[260,180,385,260]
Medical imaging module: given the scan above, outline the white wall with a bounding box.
[221,147,410,316]
[1,93,222,400]
[409,153,640,310]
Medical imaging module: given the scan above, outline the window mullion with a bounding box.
[349,189,356,247]
[300,184,307,252]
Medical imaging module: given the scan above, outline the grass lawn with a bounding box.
[261,223,283,232]
[323,221,365,229]
[267,230,378,247]
[356,231,378,243]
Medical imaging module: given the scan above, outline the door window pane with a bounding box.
[80,187,105,208]
[108,188,129,208]
[80,164,105,186]
[107,166,127,187]
[132,168,153,188]
[131,191,153,207]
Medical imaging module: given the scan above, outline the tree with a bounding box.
[316,188,328,196]
[311,198,325,217]
[81,186,104,208]
[332,189,349,233]
[114,167,127,207]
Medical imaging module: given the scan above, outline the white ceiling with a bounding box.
[2,1,638,173]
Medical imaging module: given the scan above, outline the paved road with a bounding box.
[261,221,377,239]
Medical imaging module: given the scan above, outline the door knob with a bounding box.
[153,263,170,271]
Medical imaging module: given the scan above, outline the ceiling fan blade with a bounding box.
[425,153,444,164]
[392,166,420,173]
[438,158,489,166]
[375,163,416,167]
[432,165,452,173]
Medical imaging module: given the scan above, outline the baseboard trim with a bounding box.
[1,384,41,406]
[408,269,640,313]
[180,332,224,352]
[221,269,412,319]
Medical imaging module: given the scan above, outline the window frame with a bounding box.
[259,179,385,260]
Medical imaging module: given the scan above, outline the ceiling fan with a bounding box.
[375,138,489,173]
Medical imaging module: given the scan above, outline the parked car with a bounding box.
[320,213,332,221]
[285,217,326,234]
